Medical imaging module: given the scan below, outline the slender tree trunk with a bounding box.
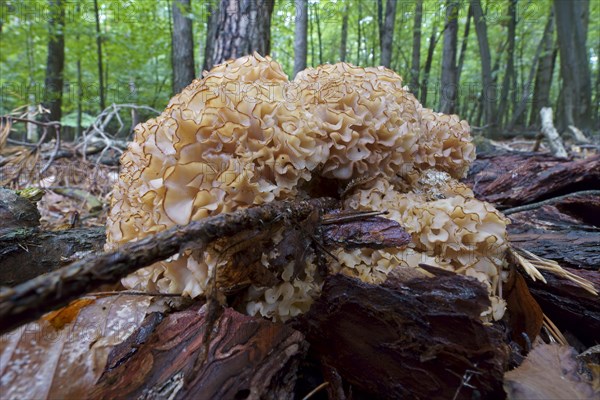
[380,0,397,68]
[554,0,592,131]
[420,22,439,107]
[456,4,472,115]
[471,0,497,137]
[92,0,105,111]
[410,0,423,97]
[377,0,383,47]
[43,0,65,123]
[209,0,275,69]
[203,1,219,71]
[529,30,557,128]
[340,2,349,62]
[75,5,82,139]
[439,0,459,114]
[309,3,315,66]
[315,3,323,65]
[497,0,516,128]
[171,0,195,94]
[293,0,308,76]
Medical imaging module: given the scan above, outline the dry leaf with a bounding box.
[0,294,155,400]
[42,298,96,329]
[504,343,598,399]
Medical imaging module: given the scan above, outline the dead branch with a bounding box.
[540,108,568,158]
[0,197,338,334]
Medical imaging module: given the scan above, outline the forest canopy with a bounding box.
[0,0,598,139]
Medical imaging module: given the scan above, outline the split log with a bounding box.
[507,193,600,270]
[466,151,600,207]
[294,273,509,399]
[539,107,567,158]
[0,227,105,286]
[91,305,308,400]
[0,198,338,334]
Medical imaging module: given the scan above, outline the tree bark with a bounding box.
[43,0,65,123]
[540,108,568,158]
[554,0,593,131]
[528,14,555,128]
[471,0,498,137]
[380,0,397,68]
[202,1,219,71]
[439,0,459,114]
[208,0,275,69]
[409,0,423,97]
[171,0,196,94]
[356,2,363,65]
[420,21,439,107]
[315,3,323,65]
[93,0,105,111]
[497,0,517,128]
[340,2,349,62]
[456,4,472,115]
[293,0,308,77]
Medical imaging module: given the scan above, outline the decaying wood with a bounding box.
[507,192,600,270]
[527,268,600,347]
[466,151,600,207]
[539,107,568,158]
[91,305,307,400]
[0,227,105,286]
[294,273,509,400]
[0,187,41,231]
[0,197,338,334]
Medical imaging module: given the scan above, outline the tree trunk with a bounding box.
[471,0,497,137]
[340,2,349,62]
[293,0,308,77]
[409,0,423,97]
[529,10,556,127]
[554,0,592,131]
[456,4,472,115]
[43,0,65,123]
[171,0,195,94]
[438,0,458,114]
[356,2,363,65]
[420,21,439,107]
[92,0,105,112]
[497,0,516,128]
[315,3,323,65]
[509,11,554,131]
[202,1,219,71]
[209,0,274,69]
[380,0,397,68]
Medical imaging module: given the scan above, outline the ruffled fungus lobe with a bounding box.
[106,54,506,321]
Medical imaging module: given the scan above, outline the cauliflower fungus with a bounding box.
[106,53,508,321]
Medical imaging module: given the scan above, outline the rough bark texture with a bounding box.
[554,0,593,130]
[466,152,600,207]
[0,227,105,287]
[209,0,275,70]
[439,0,459,114]
[410,0,423,97]
[379,0,397,68]
[339,3,349,62]
[497,0,516,127]
[91,305,308,400]
[471,0,497,137]
[0,198,337,334]
[420,22,438,107]
[171,0,196,94]
[202,1,219,71]
[293,0,308,77]
[295,273,509,400]
[43,0,65,123]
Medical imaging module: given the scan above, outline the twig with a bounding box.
[302,382,330,400]
[0,197,338,334]
[503,190,600,215]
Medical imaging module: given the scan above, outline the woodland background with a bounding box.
[0,0,598,143]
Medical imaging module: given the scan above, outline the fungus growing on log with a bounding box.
[106,54,507,321]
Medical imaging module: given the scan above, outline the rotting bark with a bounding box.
[0,197,338,335]
[91,305,308,400]
[294,273,509,400]
[0,227,105,286]
[465,152,600,207]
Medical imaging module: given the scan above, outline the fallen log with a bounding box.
[0,227,105,286]
[0,197,338,334]
[465,152,600,207]
[294,273,509,400]
[90,305,308,400]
